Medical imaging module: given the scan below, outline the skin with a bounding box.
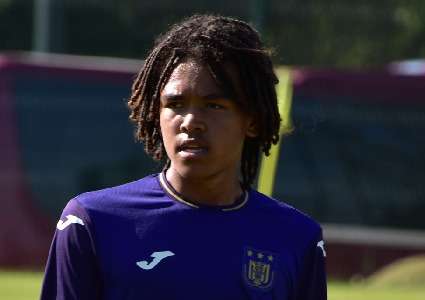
[159,58,257,206]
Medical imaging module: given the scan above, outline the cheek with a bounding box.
[160,110,174,130]
[231,116,254,139]
[159,111,180,146]
[217,120,249,149]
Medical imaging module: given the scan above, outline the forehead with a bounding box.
[162,59,217,94]
[161,58,242,98]
[167,60,209,86]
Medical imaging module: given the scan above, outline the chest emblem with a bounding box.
[243,247,275,289]
[136,251,175,270]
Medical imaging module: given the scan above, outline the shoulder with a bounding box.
[70,173,162,212]
[248,189,322,239]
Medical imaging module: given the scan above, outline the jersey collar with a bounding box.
[158,171,249,211]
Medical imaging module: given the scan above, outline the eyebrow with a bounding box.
[161,94,184,101]
[203,93,233,100]
[161,92,233,101]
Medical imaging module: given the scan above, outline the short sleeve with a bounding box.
[295,229,327,300]
[40,197,102,300]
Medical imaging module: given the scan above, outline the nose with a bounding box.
[180,111,206,133]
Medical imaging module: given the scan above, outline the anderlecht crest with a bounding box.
[243,247,276,289]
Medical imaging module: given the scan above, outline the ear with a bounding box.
[245,117,258,138]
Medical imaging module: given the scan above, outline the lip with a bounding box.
[177,139,208,159]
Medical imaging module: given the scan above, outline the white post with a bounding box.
[33,0,51,52]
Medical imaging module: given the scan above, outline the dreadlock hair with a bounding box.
[128,14,281,189]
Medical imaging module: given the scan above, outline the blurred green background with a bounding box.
[1,0,425,67]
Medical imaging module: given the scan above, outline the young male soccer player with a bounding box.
[40,14,327,300]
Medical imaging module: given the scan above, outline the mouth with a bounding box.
[177,140,208,158]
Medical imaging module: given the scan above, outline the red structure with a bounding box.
[324,225,425,279]
[0,56,52,267]
[0,53,139,268]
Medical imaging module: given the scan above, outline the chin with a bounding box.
[174,164,209,178]
[168,161,214,180]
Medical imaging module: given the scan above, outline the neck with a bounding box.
[165,168,243,206]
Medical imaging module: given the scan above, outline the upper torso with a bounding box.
[41,173,326,300]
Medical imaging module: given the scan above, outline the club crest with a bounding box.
[243,247,276,290]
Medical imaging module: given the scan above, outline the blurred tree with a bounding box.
[0,0,33,50]
[1,0,424,67]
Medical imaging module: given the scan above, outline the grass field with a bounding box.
[0,270,44,300]
[1,270,424,300]
[328,281,425,300]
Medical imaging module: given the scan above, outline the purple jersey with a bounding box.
[40,173,326,299]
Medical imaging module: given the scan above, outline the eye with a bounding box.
[206,102,225,109]
[165,101,184,109]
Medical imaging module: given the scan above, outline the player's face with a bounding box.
[159,59,257,182]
